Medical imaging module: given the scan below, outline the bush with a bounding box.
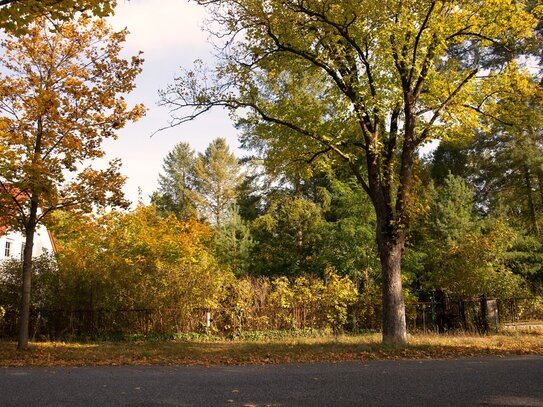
[0,254,59,309]
[221,269,358,333]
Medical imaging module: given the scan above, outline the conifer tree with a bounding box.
[151,142,198,220]
[193,138,242,226]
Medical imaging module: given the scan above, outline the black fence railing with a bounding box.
[1,297,541,340]
[0,307,210,340]
[404,298,494,333]
[350,298,500,334]
[497,298,543,324]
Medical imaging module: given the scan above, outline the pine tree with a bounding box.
[193,138,242,226]
[213,205,255,275]
[151,142,198,220]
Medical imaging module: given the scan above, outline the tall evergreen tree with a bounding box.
[151,142,197,220]
[459,72,543,236]
[193,138,242,226]
[412,174,525,299]
[213,205,255,275]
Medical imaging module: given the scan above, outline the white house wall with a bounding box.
[0,225,55,261]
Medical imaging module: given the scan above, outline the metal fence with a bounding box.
[0,307,210,340]
[1,297,542,340]
[409,299,486,333]
[498,298,543,324]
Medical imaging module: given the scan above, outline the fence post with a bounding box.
[487,298,499,333]
[480,294,489,334]
[459,301,466,331]
[431,295,437,331]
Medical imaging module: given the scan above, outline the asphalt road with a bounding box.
[1,356,543,406]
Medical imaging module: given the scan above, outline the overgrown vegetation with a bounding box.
[2,138,543,341]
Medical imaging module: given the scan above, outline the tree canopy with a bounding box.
[0,0,116,34]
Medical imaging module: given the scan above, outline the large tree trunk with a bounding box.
[18,115,43,350]
[364,129,410,344]
[376,231,407,344]
[17,199,38,350]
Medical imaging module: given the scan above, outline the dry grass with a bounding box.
[1,331,542,367]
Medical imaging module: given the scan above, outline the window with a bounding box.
[5,241,11,257]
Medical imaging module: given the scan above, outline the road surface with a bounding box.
[1,355,543,406]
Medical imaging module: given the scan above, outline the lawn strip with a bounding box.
[0,332,542,367]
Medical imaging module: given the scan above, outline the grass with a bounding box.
[1,331,542,368]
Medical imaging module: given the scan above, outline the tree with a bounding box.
[428,174,476,243]
[428,72,543,293]
[320,176,379,285]
[240,168,379,280]
[151,142,198,220]
[430,71,543,234]
[414,174,526,299]
[0,17,144,349]
[0,0,116,34]
[213,204,255,275]
[429,140,472,186]
[160,0,537,343]
[250,192,328,276]
[471,71,543,236]
[193,138,242,226]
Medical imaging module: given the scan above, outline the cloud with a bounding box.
[108,0,210,52]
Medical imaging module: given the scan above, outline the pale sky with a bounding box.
[104,0,239,205]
